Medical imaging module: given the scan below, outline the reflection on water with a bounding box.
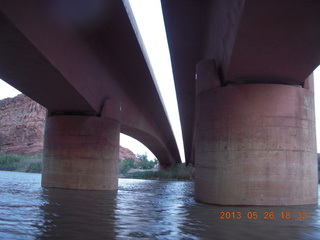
[0,171,319,239]
[39,188,118,239]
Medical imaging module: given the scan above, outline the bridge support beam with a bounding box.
[195,67,317,205]
[42,101,120,190]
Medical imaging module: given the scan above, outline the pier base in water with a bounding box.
[42,115,120,190]
[195,83,318,205]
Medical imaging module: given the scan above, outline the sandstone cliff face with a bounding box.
[0,94,138,158]
[0,94,46,155]
[119,147,139,161]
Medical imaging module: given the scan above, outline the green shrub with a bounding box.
[135,154,158,169]
[0,154,24,171]
[119,158,135,174]
[127,164,194,181]
[0,153,42,173]
[119,156,159,175]
[135,158,158,169]
[26,161,42,173]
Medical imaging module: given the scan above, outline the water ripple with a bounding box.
[0,171,319,239]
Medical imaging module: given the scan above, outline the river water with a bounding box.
[0,171,320,240]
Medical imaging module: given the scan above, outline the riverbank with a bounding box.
[121,164,195,181]
[0,153,194,181]
[0,153,42,173]
[1,153,320,182]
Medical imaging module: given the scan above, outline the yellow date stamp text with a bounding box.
[219,211,307,220]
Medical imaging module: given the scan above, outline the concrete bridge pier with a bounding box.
[42,100,120,190]
[195,60,318,205]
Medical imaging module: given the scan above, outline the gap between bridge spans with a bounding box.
[123,0,186,162]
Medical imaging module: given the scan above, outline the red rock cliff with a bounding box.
[0,94,46,155]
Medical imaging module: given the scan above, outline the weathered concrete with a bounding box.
[226,0,320,84]
[195,83,318,205]
[42,115,120,190]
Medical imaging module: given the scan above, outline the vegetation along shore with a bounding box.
[0,153,194,181]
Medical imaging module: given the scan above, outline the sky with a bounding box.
[313,67,320,151]
[1,0,320,158]
[0,80,21,99]
[126,0,185,162]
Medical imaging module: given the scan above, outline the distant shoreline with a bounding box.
[0,153,194,181]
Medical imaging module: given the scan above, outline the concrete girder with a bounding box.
[0,0,181,165]
[0,11,95,114]
[226,0,320,84]
[161,0,208,165]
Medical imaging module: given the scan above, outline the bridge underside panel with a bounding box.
[0,12,95,113]
[225,0,320,84]
[195,84,318,205]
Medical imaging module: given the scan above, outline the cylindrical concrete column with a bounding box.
[42,115,120,190]
[195,84,318,205]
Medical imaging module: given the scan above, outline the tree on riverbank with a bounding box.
[119,154,158,175]
[135,153,158,169]
[119,158,136,174]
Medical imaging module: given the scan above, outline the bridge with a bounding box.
[0,0,181,190]
[0,0,319,206]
